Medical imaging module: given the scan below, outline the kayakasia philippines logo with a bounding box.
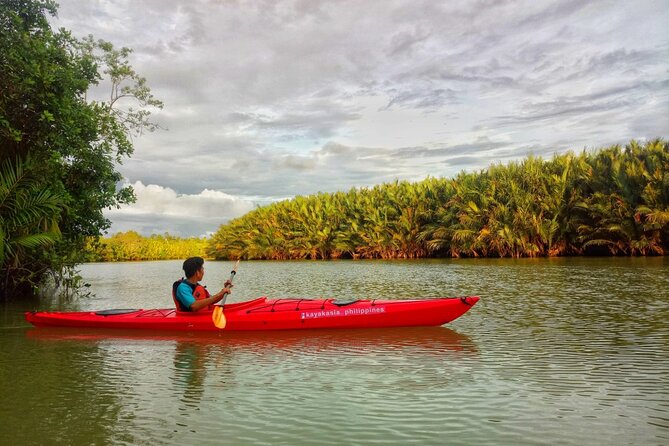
[301,306,386,320]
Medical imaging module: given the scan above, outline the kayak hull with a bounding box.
[25,296,479,331]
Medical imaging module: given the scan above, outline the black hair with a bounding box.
[183,256,204,278]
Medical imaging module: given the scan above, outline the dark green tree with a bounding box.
[0,0,162,298]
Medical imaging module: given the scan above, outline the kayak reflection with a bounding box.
[25,326,479,432]
[25,326,478,356]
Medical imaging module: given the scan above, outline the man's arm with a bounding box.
[189,285,233,311]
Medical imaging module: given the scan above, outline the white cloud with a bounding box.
[105,182,256,236]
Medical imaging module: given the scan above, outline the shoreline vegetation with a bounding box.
[84,232,207,262]
[209,140,668,260]
[89,139,668,262]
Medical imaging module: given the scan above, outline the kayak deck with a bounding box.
[25,296,479,331]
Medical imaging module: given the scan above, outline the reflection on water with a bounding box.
[25,326,478,354]
[21,327,478,445]
[2,257,668,445]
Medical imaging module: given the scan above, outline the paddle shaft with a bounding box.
[219,260,240,305]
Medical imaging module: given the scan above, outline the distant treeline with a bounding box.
[85,232,208,262]
[207,139,668,260]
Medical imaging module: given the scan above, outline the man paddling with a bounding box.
[173,257,233,312]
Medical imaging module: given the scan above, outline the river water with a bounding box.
[1,257,668,445]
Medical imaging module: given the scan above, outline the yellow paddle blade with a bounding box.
[212,305,226,329]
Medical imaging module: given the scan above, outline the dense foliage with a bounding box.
[84,231,208,262]
[0,0,161,298]
[208,140,669,260]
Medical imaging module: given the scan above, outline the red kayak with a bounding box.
[25,296,479,331]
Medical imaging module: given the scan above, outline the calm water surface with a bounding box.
[1,257,668,445]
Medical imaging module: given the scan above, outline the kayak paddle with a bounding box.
[212,260,240,329]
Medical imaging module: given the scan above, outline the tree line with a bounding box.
[83,232,208,262]
[207,139,668,260]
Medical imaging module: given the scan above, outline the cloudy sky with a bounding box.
[52,0,669,237]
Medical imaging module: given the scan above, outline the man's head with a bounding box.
[183,256,205,279]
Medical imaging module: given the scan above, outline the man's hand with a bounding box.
[215,283,233,300]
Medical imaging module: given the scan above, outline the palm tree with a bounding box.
[0,157,65,295]
[205,140,668,260]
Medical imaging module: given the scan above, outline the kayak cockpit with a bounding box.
[95,309,142,316]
